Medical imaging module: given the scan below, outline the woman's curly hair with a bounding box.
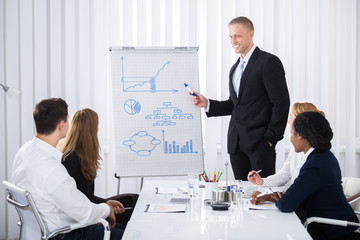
[293,111,333,151]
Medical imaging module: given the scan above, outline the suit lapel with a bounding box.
[229,58,240,103]
[237,47,260,103]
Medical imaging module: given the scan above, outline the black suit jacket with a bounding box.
[277,150,358,239]
[207,47,290,153]
[62,152,106,204]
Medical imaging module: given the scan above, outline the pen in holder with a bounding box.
[225,162,229,192]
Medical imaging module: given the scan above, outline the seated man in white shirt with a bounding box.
[12,98,124,240]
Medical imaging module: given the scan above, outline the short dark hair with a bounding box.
[228,16,254,31]
[293,111,333,151]
[33,98,68,135]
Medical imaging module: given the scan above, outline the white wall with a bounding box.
[1,0,360,239]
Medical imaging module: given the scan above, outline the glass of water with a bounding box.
[231,189,242,205]
[188,173,199,197]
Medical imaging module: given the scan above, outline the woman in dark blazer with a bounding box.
[59,108,138,226]
[251,112,359,240]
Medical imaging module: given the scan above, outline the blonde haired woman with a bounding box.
[248,102,325,188]
[60,108,138,227]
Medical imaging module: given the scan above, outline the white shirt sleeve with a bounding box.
[46,169,110,225]
[262,149,295,187]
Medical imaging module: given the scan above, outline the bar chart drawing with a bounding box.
[145,102,194,126]
[162,130,198,154]
[120,57,178,93]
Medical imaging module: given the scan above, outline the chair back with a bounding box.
[342,177,360,213]
[3,180,48,240]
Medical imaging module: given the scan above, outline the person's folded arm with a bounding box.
[276,164,321,212]
[263,55,290,144]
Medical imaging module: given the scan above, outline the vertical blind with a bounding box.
[0,0,359,238]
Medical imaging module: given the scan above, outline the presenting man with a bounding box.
[191,16,290,180]
[12,98,124,239]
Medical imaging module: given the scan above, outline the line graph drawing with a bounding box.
[145,102,194,126]
[162,130,198,154]
[123,131,161,157]
[120,57,178,93]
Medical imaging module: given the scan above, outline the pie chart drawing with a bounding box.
[124,99,141,115]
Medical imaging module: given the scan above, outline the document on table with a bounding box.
[155,187,188,194]
[169,198,190,204]
[144,204,187,213]
[247,200,277,210]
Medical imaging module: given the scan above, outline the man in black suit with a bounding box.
[191,16,290,180]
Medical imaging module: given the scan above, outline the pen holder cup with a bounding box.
[204,182,219,199]
[212,189,231,202]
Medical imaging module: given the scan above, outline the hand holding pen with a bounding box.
[184,83,208,108]
[106,200,125,214]
[247,169,264,186]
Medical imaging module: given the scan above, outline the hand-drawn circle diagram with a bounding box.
[123,131,161,156]
[124,99,141,115]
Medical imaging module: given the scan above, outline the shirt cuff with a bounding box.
[100,203,111,219]
[262,178,269,186]
[205,100,210,112]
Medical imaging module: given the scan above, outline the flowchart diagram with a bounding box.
[123,131,161,157]
[145,102,194,126]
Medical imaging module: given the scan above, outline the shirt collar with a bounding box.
[240,44,256,63]
[33,136,63,162]
[303,147,315,160]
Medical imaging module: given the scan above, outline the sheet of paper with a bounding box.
[145,204,187,213]
[169,198,190,204]
[156,187,188,194]
[247,200,277,210]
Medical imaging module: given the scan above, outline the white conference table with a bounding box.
[122,180,312,240]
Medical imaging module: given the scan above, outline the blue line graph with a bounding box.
[120,57,178,93]
[162,130,198,154]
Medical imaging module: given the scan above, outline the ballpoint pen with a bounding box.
[248,169,262,178]
[184,83,197,96]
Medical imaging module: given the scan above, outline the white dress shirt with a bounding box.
[231,44,256,92]
[206,44,257,112]
[12,136,110,233]
[262,147,315,189]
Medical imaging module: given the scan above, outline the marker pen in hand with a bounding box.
[248,169,262,178]
[184,83,197,96]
